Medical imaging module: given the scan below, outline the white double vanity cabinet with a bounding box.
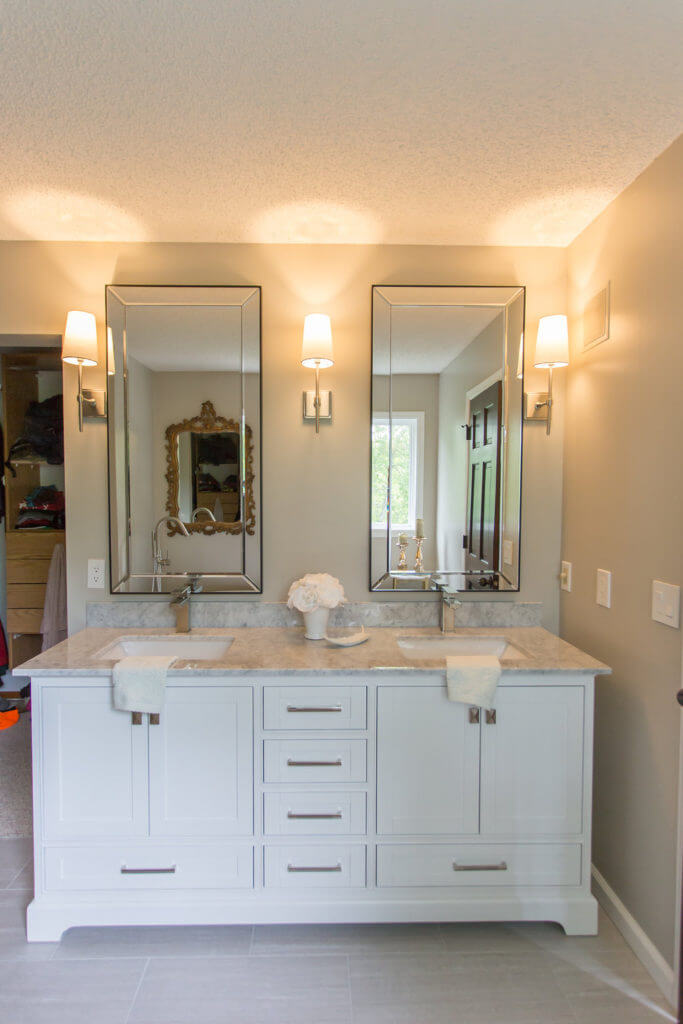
[21,627,608,941]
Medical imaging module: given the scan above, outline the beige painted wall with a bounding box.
[0,241,566,632]
[563,135,683,965]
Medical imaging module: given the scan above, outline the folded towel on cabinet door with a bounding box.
[446,654,501,708]
[113,656,177,714]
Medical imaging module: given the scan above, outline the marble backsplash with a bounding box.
[86,600,542,630]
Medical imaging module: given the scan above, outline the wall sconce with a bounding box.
[62,310,105,431]
[527,314,569,436]
[301,313,334,433]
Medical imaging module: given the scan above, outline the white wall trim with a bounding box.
[465,368,504,403]
[592,864,676,1008]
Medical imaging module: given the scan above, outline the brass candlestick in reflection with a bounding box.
[413,536,426,574]
[396,534,409,570]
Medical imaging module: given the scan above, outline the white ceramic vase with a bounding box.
[303,607,330,640]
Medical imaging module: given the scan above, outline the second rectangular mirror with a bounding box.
[371,285,524,592]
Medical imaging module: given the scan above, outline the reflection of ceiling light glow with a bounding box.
[3,190,146,242]
[490,189,613,247]
[250,201,381,244]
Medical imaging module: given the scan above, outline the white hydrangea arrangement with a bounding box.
[287,573,346,613]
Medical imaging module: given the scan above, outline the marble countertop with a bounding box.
[15,626,611,678]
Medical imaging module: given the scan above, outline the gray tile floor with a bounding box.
[0,838,676,1023]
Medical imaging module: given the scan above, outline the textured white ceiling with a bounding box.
[1,1,681,245]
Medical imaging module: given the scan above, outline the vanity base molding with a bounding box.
[26,892,597,943]
[25,664,600,942]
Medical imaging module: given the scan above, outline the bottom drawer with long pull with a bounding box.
[377,843,581,888]
[264,792,367,836]
[264,844,367,888]
[44,844,254,891]
[263,739,367,783]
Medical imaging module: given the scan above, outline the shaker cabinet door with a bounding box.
[42,686,149,839]
[377,686,480,836]
[149,686,253,837]
[480,686,584,836]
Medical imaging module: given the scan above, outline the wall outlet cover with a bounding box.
[652,580,680,628]
[87,558,106,589]
[596,568,612,608]
[502,539,514,566]
[560,560,572,592]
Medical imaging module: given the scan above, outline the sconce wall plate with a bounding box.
[81,388,107,421]
[303,389,332,423]
[524,392,550,422]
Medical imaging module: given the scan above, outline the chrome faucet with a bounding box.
[191,507,216,522]
[435,583,462,633]
[152,516,190,591]
[170,576,202,633]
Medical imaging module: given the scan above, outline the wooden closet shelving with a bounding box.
[2,350,65,670]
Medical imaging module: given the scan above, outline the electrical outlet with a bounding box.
[560,561,572,592]
[87,558,105,589]
[652,580,680,628]
[502,539,514,566]
[596,568,612,608]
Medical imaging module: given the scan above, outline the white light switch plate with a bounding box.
[502,539,514,565]
[87,558,106,589]
[596,568,611,608]
[560,561,572,592]
[652,580,680,628]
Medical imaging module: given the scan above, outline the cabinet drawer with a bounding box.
[7,608,44,633]
[263,739,366,783]
[44,844,254,891]
[7,583,46,608]
[263,686,366,730]
[264,792,367,836]
[6,531,63,558]
[6,558,51,584]
[264,844,366,888]
[377,843,581,888]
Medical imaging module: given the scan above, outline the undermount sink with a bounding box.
[97,636,234,661]
[397,635,525,660]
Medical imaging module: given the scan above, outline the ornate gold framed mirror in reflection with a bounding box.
[164,401,255,537]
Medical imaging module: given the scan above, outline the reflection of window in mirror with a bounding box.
[371,413,424,533]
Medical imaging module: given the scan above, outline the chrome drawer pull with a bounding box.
[287,863,342,873]
[287,811,343,820]
[485,709,496,725]
[286,759,342,767]
[286,705,343,713]
[453,861,508,872]
[121,865,177,874]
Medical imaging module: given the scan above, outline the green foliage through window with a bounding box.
[371,419,414,528]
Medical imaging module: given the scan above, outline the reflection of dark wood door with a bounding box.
[465,381,502,578]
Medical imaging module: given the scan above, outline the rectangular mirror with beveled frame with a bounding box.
[371,285,524,593]
[106,285,261,594]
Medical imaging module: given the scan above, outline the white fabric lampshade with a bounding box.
[301,313,334,368]
[534,314,569,368]
[62,311,98,366]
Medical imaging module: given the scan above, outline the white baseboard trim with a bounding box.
[592,864,677,1009]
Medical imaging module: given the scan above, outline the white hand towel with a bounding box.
[446,654,501,708]
[112,655,176,714]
